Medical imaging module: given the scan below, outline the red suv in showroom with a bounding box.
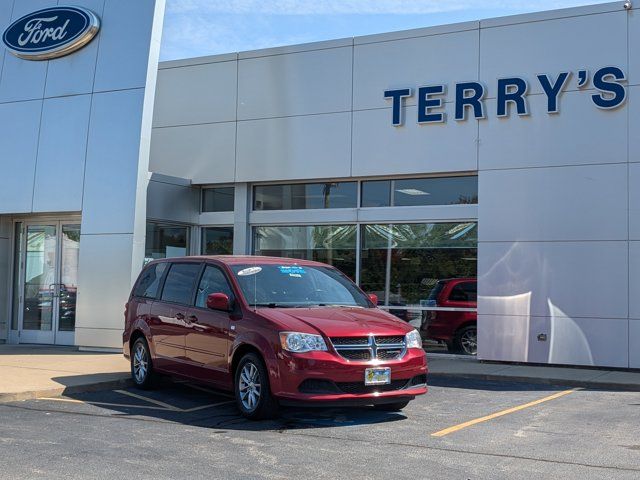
[420,278,477,355]
[123,256,427,419]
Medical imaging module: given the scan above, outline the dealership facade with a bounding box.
[0,0,639,369]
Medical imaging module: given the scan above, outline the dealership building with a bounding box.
[0,0,639,369]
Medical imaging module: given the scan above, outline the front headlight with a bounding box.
[279,332,328,353]
[405,329,422,349]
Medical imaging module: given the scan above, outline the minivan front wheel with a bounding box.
[131,337,155,389]
[235,353,278,420]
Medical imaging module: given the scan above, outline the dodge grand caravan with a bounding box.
[123,256,427,419]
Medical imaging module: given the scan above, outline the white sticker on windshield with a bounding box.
[237,266,262,276]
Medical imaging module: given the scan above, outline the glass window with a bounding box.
[160,263,202,305]
[231,264,369,308]
[133,262,168,299]
[145,222,189,262]
[359,223,477,309]
[195,265,234,308]
[393,176,478,206]
[253,182,357,210]
[361,176,478,208]
[449,282,477,302]
[253,225,357,280]
[202,187,235,212]
[202,227,234,255]
[361,180,391,207]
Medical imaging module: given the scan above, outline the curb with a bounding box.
[428,372,640,391]
[0,376,132,403]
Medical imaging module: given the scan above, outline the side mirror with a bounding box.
[368,293,378,305]
[207,292,231,311]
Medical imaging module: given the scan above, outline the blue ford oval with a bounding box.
[2,6,100,60]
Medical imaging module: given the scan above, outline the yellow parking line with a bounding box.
[38,397,172,411]
[115,389,181,411]
[431,389,578,437]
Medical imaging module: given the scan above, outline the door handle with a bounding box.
[187,315,199,324]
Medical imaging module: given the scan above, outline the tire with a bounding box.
[234,353,278,420]
[454,325,477,356]
[373,400,410,412]
[131,337,155,389]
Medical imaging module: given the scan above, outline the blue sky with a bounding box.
[160,0,611,61]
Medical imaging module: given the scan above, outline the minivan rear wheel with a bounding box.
[234,353,278,420]
[131,337,155,389]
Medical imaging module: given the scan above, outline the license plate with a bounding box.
[364,367,391,385]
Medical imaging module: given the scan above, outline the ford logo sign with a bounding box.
[2,6,100,61]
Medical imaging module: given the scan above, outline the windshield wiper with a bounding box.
[251,302,304,308]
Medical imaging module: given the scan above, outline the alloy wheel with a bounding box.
[238,362,262,411]
[460,328,477,355]
[133,341,149,383]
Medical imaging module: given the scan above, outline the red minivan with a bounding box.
[123,256,427,419]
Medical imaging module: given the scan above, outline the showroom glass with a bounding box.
[202,187,234,212]
[361,176,478,207]
[359,222,477,308]
[202,227,234,255]
[133,262,168,299]
[145,222,189,261]
[22,225,57,331]
[11,222,23,330]
[195,265,234,308]
[231,264,370,308]
[160,263,202,305]
[253,225,357,280]
[253,182,357,210]
[58,225,81,332]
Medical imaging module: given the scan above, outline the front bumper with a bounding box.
[270,348,428,404]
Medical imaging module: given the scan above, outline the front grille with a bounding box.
[298,375,426,395]
[336,379,408,394]
[375,336,404,345]
[298,379,341,394]
[377,349,404,360]
[330,334,406,362]
[331,337,369,346]
[338,350,372,361]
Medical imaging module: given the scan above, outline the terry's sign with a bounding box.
[2,6,100,61]
[385,67,627,126]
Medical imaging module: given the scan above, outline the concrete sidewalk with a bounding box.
[0,344,130,402]
[2,345,640,403]
[428,354,640,390]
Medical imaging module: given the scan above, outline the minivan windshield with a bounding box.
[230,264,371,308]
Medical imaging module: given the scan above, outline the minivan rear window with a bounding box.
[133,262,168,299]
[160,263,202,305]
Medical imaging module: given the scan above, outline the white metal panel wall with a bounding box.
[0,0,165,348]
[477,2,634,368]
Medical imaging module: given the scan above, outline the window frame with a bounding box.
[201,186,236,213]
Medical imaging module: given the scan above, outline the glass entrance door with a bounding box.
[15,221,81,345]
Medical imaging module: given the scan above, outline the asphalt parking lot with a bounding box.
[0,376,639,480]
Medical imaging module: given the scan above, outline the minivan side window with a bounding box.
[449,282,477,302]
[195,265,234,308]
[160,263,202,305]
[133,262,168,299]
